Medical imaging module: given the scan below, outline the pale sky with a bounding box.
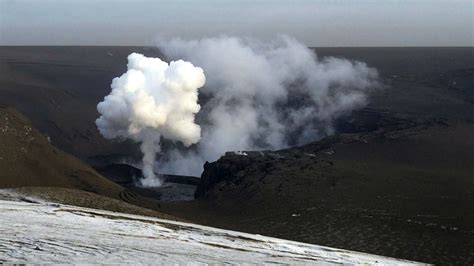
[0,0,472,47]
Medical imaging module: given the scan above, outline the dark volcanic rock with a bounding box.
[177,123,474,264]
[196,152,260,198]
[97,163,200,202]
[97,163,201,187]
[95,163,142,185]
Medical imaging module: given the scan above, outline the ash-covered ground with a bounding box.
[0,191,417,264]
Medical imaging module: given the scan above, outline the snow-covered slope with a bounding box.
[0,194,420,264]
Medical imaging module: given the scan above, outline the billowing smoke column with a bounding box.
[155,36,380,176]
[96,53,205,186]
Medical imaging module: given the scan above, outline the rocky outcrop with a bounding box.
[196,152,257,198]
[195,150,300,198]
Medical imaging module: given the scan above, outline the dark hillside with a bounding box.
[0,105,122,197]
[162,122,474,264]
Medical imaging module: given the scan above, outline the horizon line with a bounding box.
[1,45,472,49]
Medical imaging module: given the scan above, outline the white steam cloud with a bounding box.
[96,53,205,186]
[155,36,379,176]
[96,36,379,184]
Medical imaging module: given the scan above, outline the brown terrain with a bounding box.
[0,105,121,196]
[0,105,176,220]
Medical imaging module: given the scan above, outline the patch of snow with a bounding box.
[324,150,335,155]
[0,194,421,264]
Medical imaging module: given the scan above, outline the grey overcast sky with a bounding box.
[0,0,472,47]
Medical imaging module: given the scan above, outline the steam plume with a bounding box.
[96,53,205,186]
[156,36,379,176]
